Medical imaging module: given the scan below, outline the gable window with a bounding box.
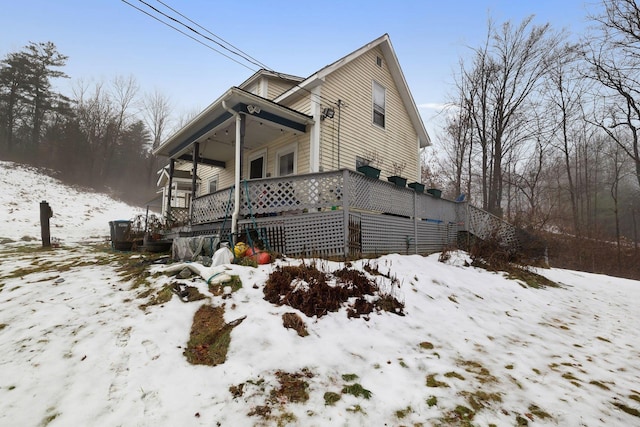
[277,144,297,177]
[373,81,386,128]
[248,149,267,179]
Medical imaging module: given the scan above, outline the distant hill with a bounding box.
[0,161,145,244]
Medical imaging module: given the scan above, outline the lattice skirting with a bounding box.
[358,213,459,256]
[185,210,461,259]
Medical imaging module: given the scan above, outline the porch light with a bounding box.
[321,107,335,120]
[247,104,261,114]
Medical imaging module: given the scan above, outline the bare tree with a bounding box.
[142,89,172,188]
[72,75,140,184]
[100,75,139,180]
[142,89,172,151]
[586,0,640,189]
[541,42,591,235]
[73,79,112,183]
[603,135,631,272]
[457,16,564,217]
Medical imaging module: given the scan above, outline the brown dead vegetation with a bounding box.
[263,263,404,319]
[465,235,560,289]
[282,312,309,337]
[543,232,640,281]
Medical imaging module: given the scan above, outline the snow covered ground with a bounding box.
[0,161,143,243]
[1,161,640,426]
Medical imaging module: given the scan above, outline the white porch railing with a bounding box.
[191,169,461,225]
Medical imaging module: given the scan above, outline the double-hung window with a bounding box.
[373,81,386,128]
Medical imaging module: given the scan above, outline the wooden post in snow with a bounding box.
[40,200,53,248]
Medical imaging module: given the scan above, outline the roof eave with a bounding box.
[154,87,313,159]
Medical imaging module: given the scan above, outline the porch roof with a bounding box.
[153,87,314,167]
[156,167,199,187]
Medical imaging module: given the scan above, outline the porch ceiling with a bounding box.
[153,87,314,167]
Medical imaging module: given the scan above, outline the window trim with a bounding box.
[372,80,386,129]
[208,176,218,194]
[276,143,298,177]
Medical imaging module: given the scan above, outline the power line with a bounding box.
[120,0,254,72]
[135,0,266,71]
[123,0,341,109]
[154,0,271,71]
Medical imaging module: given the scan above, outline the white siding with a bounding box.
[266,78,297,100]
[317,47,420,181]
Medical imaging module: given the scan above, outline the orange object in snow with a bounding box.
[246,247,271,264]
[255,251,271,264]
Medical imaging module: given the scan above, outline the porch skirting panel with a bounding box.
[237,211,346,258]
[359,213,460,256]
[185,210,460,259]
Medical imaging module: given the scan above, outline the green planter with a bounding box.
[408,182,425,193]
[427,188,442,198]
[388,176,407,187]
[357,165,381,179]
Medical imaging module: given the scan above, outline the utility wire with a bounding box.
[155,0,271,71]
[121,0,254,72]
[123,0,341,109]
[136,0,266,70]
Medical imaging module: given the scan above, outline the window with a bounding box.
[248,149,266,179]
[250,158,264,179]
[373,81,386,128]
[208,177,218,193]
[376,56,383,67]
[277,144,297,176]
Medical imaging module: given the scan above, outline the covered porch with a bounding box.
[153,86,314,238]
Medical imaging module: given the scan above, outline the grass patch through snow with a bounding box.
[183,305,245,366]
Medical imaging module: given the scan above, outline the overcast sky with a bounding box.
[1,0,596,141]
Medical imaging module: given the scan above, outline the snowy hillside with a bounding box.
[0,161,143,243]
[0,162,639,426]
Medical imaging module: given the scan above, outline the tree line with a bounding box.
[0,41,174,206]
[425,0,640,275]
[2,1,639,277]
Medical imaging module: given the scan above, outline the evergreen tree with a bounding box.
[0,41,69,154]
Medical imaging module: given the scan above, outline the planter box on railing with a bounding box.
[427,188,442,198]
[408,182,425,193]
[388,176,407,187]
[356,165,381,179]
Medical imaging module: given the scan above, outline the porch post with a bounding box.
[342,169,350,258]
[166,158,175,222]
[231,114,245,239]
[310,86,321,172]
[191,142,199,223]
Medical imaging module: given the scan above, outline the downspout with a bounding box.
[222,100,242,241]
[336,99,342,169]
[190,142,199,224]
[167,159,175,222]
